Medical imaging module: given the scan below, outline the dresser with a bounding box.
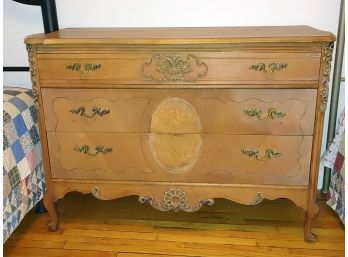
[25,26,335,242]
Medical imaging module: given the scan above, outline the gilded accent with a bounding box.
[70,106,110,118]
[319,42,334,112]
[91,187,105,200]
[244,107,286,120]
[241,148,282,161]
[138,189,214,212]
[26,44,39,109]
[142,54,208,82]
[250,192,264,205]
[249,63,288,73]
[66,63,102,73]
[74,145,113,156]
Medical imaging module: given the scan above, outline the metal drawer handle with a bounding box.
[241,148,282,161]
[249,63,288,73]
[66,63,102,74]
[70,106,110,118]
[244,107,286,120]
[74,145,113,156]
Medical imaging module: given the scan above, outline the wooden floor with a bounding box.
[4,192,345,257]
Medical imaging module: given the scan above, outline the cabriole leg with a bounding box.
[304,201,319,242]
[43,192,58,232]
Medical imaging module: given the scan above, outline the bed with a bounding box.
[321,110,345,224]
[3,87,46,242]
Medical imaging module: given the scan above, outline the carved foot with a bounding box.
[305,232,317,243]
[304,201,319,243]
[43,192,59,232]
[47,221,58,232]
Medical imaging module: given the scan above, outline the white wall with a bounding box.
[3,0,343,188]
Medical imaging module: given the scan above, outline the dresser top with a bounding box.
[25,26,335,45]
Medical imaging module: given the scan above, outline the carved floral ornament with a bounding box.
[142,54,208,83]
[319,42,334,112]
[138,188,214,212]
[90,188,264,210]
[26,44,39,109]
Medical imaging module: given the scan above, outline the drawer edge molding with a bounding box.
[142,54,208,82]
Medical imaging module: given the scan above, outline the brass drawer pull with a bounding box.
[74,145,113,156]
[249,63,288,73]
[70,106,110,118]
[241,148,282,161]
[66,63,102,74]
[244,108,286,120]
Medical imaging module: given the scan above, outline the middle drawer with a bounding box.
[42,88,317,135]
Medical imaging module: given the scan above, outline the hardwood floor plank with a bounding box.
[257,238,345,250]
[153,227,344,242]
[4,246,117,257]
[72,237,290,255]
[289,248,345,257]
[10,232,87,242]
[62,228,156,240]
[157,233,257,246]
[106,218,278,232]
[277,226,344,236]
[5,238,65,249]
[60,222,154,232]
[64,240,289,257]
[117,253,188,257]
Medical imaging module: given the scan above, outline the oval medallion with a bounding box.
[149,98,202,173]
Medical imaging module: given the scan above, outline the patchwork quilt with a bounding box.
[3,87,46,242]
[321,110,345,224]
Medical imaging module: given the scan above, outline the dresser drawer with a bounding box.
[47,132,311,186]
[47,132,156,181]
[199,134,312,185]
[37,52,320,85]
[42,88,316,135]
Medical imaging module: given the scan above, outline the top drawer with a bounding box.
[37,52,321,85]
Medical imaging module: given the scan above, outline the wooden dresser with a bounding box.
[25,26,335,242]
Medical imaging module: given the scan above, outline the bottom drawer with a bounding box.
[47,132,312,185]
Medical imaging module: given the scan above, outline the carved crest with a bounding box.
[142,54,208,82]
[139,188,214,212]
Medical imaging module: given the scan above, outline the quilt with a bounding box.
[321,110,345,224]
[3,87,46,242]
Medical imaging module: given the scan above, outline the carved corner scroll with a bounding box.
[91,187,105,200]
[142,54,208,83]
[138,188,214,212]
[26,44,39,109]
[249,192,264,205]
[319,42,334,112]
